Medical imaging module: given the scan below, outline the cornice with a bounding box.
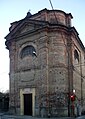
[69,27,85,51]
[6,23,84,51]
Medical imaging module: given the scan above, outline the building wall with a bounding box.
[72,35,85,114]
[5,9,85,117]
[9,29,69,116]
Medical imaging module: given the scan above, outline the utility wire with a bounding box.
[48,0,84,116]
[49,0,54,10]
[49,0,85,82]
[49,0,85,68]
[48,0,58,23]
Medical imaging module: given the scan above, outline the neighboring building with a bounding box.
[5,8,85,117]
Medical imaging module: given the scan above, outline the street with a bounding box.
[0,114,77,119]
[0,113,85,119]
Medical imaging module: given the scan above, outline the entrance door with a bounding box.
[24,94,32,115]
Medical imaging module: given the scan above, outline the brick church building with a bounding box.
[5,8,85,117]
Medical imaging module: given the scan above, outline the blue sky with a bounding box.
[0,0,85,92]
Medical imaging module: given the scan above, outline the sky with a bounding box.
[0,0,85,92]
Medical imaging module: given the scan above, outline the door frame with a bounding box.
[20,88,35,116]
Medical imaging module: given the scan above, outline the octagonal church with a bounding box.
[5,8,85,117]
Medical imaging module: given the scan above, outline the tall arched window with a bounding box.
[74,49,79,62]
[20,45,36,58]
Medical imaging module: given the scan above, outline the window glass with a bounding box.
[74,49,79,62]
[20,45,36,58]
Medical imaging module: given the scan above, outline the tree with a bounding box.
[0,91,9,112]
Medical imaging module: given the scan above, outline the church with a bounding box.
[5,8,85,117]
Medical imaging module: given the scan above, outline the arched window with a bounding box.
[74,49,79,62]
[20,45,36,58]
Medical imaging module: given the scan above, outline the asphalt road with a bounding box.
[0,113,85,119]
[0,115,76,119]
[76,116,85,119]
